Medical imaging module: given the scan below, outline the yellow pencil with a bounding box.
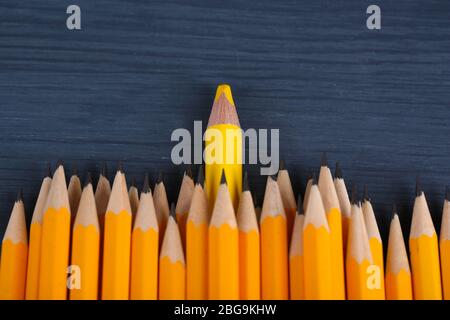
[303,179,333,299]
[186,166,209,300]
[362,186,385,299]
[130,174,159,300]
[278,161,297,241]
[101,165,132,300]
[70,174,100,300]
[346,184,374,300]
[159,204,186,300]
[0,192,28,300]
[38,163,71,300]
[205,84,242,211]
[386,205,413,300]
[25,166,52,300]
[237,172,260,300]
[176,166,195,250]
[409,177,442,300]
[440,187,450,300]
[289,194,305,300]
[208,170,239,299]
[334,162,351,250]
[318,153,345,299]
[260,175,288,300]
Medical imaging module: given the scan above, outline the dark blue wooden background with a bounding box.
[1,0,449,244]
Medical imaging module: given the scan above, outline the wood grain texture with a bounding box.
[0,0,449,248]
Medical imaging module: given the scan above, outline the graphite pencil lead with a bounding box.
[416,175,422,197]
[297,193,303,215]
[101,162,108,178]
[56,159,64,169]
[363,185,370,202]
[270,173,278,182]
[46,162,52,178]
[391,202,398,220]
[243,171,249,192]
[220,169,227,185]
[279,159,286,171]
[72,164,78,176]
[117,161,124,173]
[186,164,193,179]
[321,152,328,167]
[351,183,359,206]
[131,176,136,188]
[335,161,343,179]
[142,173,150,193]
[156,172,163,184]
[170,202,176,219]
[446,186,450,202]
[84,172,92,187]
[311,172,318,185]
[16,189,23,202]
[196,165,204,187]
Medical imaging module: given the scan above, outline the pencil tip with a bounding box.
[170,203,176,219]
[243,171,249,191]
[335,161,343,179]
[307,170,313,180]
[71,164,78,176]
[117,161,123,173]
[363,185,370,202]
[101,162,108,178]
[84,172,92,187]
[196,165,204,187]
[185,164,193,179]
[220,169,227,185]
[297,193,303,215]
[142,173,150,193]
[269,173,278,182]
[311,172,318,185]
[214,84,235,105]
[156,172,163,184]
[446,186,450,202]
[46,162,52,178]
[16,189,23,202]
[131,176,137,188]
[321,152,328,167]
[392,202,398,215]
[351,183,359,205]
[416,175,422,197]
[279,159,286,170]
[56,159,64,168]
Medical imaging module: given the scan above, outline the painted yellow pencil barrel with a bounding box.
[303,224,333,299]
[238,229,260,300]
[0,240,28,300]
[261,215,288,299]
[186,221,208,300]
[70,225,100,300]
[130,228,158,299]
[159,257,186,300]
[25,223,42,299]
[409,234,442,299]
[440,196,450,300]
[209,224,239,299]
[102,210,132,299]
